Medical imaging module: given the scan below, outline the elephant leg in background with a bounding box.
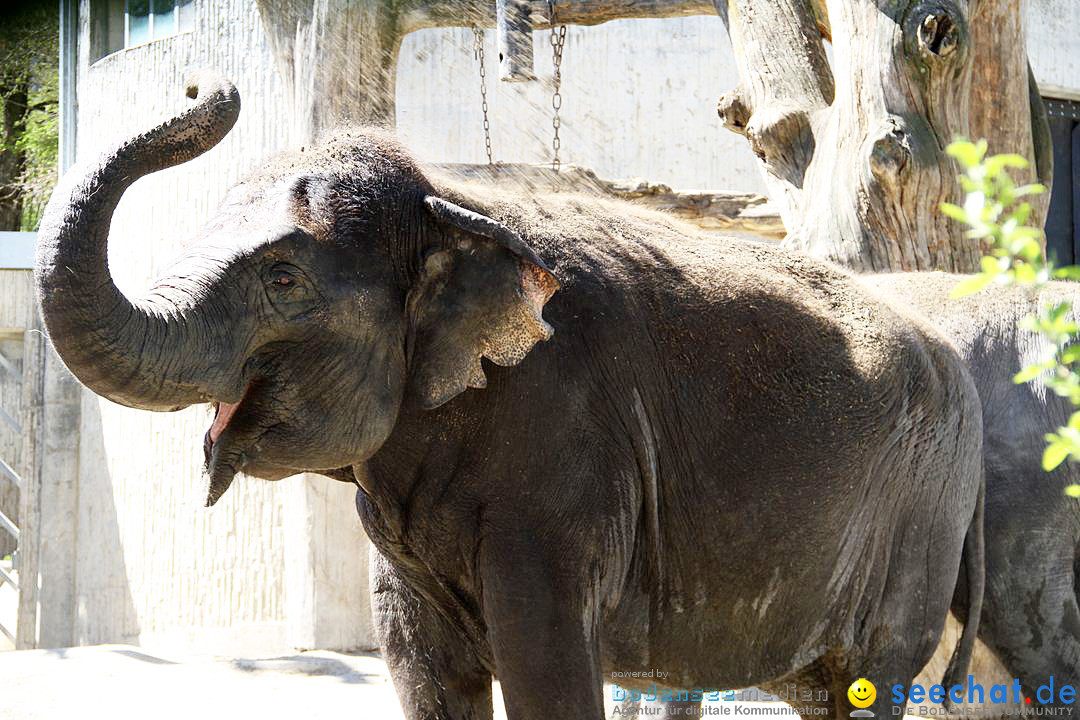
[370,548,495,720]
[977,528,1080,711]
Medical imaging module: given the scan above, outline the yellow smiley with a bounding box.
[848,678,876,708]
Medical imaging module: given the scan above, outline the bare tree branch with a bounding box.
[716,0,833,225]
[716,0,1042,272]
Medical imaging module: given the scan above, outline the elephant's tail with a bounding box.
[942,473,985,708]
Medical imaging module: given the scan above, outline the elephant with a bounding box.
[35,73,984,720]
[869,272,1080,712]
[626,272,1080,719]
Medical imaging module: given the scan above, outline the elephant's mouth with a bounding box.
[202,392,251,507]
[209,400,241,444]
[201,382,296,507]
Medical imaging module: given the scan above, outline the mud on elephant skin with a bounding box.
[37,72,984,720]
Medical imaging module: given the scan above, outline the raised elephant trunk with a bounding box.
[35,71,240,411]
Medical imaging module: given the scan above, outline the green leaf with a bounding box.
[981,255,1004,275]
[946,139,984,168]
[1054,266,1080,281]
[1048,300,1073,323]
[1014,183,1047,198]
[1014,263,1037,285]
[1014,364,1047,383]
[1065,485,1080,498]
[939,202,968,223]
[950,273,992,297]
[985,153,1029,177]
[1043,439,1072,471]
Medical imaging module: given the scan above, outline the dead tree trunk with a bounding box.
[256,1,404,139]
[717,0,1051,272]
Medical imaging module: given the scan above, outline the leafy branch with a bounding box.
[944,139,1080,492]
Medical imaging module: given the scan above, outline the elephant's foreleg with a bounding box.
[481,543,607,720]
[370,547,494,720]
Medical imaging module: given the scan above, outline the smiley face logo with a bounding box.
[848,678,876,709]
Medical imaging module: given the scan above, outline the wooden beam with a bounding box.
[0,508,17,543]
[435,162,784,239]
[258,0,720,135]
[404,1,717,32]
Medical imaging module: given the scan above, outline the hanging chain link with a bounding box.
[473,27,494,166]
[548,1,567,172]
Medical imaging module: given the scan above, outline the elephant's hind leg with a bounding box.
[976,539,1080,712]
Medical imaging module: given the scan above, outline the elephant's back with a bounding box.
[451,179,973,449]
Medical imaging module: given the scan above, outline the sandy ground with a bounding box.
[0,644,808,720]
[0,625,1016,719]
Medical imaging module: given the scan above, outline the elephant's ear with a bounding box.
[408,196,560,409]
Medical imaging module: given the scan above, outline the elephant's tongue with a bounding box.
[210,401,241,443]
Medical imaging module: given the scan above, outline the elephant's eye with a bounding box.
[266,263,302,291]
[263,263,318,316]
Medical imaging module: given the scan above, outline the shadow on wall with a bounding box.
[74,394,141,645]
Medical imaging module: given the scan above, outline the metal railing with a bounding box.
[0,347,22,645]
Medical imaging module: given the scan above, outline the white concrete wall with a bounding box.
[396,18,767,193]
[1028,0,1080,100]
[0,270,34,560]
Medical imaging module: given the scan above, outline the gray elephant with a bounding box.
[626,272,1080,720]
[35,74,984,720]
[871,272,1080,712]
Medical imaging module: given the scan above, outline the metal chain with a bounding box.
[548,1,567,172]
[472,27,493,165]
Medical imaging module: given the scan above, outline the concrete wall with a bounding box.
[396,18,766,192]
[1028,0,1080,100]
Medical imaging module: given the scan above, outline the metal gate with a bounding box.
[0,346,21,645]
[0,231,37,648]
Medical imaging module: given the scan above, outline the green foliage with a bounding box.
[945,139,1080,486]
[13,68,58,231]
[0,1,58,230]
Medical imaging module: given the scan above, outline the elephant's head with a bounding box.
[36,72,559,506]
